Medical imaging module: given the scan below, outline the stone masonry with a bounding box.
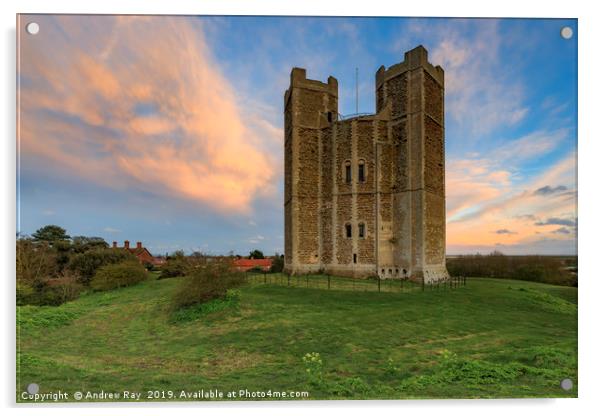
[283,45,449,283]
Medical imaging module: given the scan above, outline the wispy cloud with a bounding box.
[447,131,570,223]
[19,15,279,215]
[404,19,528,137]
[103,227,121,233]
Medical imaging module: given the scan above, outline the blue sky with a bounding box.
[17,15,577,255]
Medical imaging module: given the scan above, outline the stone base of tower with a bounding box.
[284,262,450,283]
[409,265,450,284]
[284,263,378,278]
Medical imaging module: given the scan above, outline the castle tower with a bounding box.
[283,68,338,274]
[284,45,449,283]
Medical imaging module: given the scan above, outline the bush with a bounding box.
[270,253,284,273]
[17,272,83,306]
[171,261,246,310]
[90,261,148,291]
[69,248,137,285]
[17,281,37,306]
[159,253,213,279]
[17,239,59,284]
[143,262,156,271]
[159,257,189,279]
[170,289,240,323]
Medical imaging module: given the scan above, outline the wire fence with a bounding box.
[244,271,467,294]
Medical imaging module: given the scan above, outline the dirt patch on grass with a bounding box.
[201,347,265,377]
[400,332,494,349]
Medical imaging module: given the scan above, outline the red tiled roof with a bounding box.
[232,258,273,267]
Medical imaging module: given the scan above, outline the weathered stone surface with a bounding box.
[284,46,449,283]
[386,73,407,119]
[424,71,443,124]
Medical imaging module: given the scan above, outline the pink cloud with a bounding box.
[18,15,279,215]
[446,153,576,250]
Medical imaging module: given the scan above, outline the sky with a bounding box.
[17,15,577,256]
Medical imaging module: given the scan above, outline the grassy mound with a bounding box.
[17,276,577,401]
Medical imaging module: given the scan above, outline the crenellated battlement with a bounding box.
[284,68,338,110]
[375,45,444,90]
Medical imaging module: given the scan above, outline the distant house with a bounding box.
[113,240,165,267]
[232,258,273,272]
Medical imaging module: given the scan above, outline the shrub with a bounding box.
[17,272,83,306]
[16,281,36,306]
[171,261,246,310]
[159,257,189,279]
[90,261,148,291]
[69,248,137,285]
[170,289,240,323]
[143,262,156,271]
[270,253,284,273]
[17,239,59,284]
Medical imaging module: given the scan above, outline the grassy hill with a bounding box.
[17,274,577,401]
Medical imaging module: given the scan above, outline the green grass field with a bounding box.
[16,273,577,401]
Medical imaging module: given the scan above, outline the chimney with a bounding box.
[136,241,142,249]
[112,241,117,248]
[124,240,130,249]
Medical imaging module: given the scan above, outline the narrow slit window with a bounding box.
[358,161,365,182]
[345,223,352,238]
[345,162,352,183]
[358,222,365,238]
[353,254,357,264]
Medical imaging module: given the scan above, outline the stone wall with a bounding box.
[425,192,445,265]
[357,193,375,264]
[424,116,444,195]
[356,120,374,193]
[386,73,408,119]
[320,126,333,264]
[424,71,443,124]
[336,194,352,264]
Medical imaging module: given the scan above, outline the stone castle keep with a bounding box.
[283,45,449,283]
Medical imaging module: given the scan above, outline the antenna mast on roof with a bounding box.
[355,67,359,114]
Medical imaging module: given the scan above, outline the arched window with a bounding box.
[358,222,365,238]
[358,160,366,183]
